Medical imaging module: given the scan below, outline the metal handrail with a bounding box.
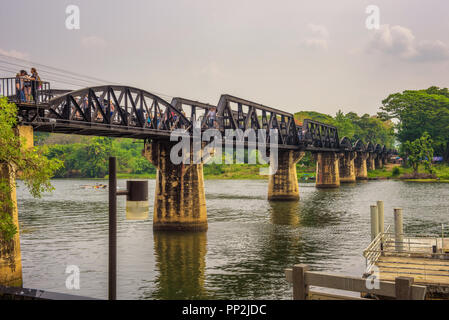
[1,77,51,104]
[364,227,449,271]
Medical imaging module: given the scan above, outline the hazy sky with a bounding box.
[1,0,449,115]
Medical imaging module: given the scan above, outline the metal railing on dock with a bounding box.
[363,204,449,297]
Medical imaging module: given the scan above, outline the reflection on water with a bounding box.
[150,231,207,300]
[269,201,300,226]
[16,179,449,299]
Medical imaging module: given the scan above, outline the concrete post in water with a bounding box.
[370,205,379,241]
[377,200,384,234]
[394,208,404,252]
[354,152,368,180]
[315,152,340,188]
[339,152,357,183]
[0,125,33,287]
[143,140,207,231]
[268,150,304,201]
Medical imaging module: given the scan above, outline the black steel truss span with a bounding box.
[8,82,395,154]
[18,85,191,139]
[216,94,301,147]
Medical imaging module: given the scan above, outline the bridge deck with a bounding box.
[1,77,395,155]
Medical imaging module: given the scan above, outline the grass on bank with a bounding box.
[102,163,449,182]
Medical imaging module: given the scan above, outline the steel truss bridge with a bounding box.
[1,78,395,156]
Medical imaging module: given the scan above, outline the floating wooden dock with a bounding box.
[364,203,449,299]
[285,202,449,300]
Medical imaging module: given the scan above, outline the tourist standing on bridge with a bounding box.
[30,68,41,103]
[15,72,25,102]
[206,107,217,128]
[21,70,33,102]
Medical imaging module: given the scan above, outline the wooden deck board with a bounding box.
[376,256,449,286]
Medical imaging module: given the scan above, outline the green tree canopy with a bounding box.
[0,97,63,240]
[381,86,449,162]
[294,110,395,148]
[403,132,434,174]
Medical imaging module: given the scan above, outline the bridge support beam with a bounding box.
[339,152,357,183]
[143,141,207,231]
[367,153,376,171]
[0,126,32,287]
[354,152,368,180]
[268,150,304,201]
[315,152,340,188]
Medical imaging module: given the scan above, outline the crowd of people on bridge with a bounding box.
[15,68,42,103]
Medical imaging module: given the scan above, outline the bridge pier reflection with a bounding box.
[269,201,300,226]
[0,126,32,287]
[143,141,208,231]
[268,150,304,201]
[315,152,340,188]
[152,231,207,299]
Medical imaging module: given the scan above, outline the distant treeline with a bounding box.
[39,135,155,178]
[294,110,395,148]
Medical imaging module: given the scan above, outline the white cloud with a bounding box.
[0,48,29,59]
[300,24,329,51]
[81,36,107,48]
[368,24,449,62]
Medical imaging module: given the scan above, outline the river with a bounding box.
[16,179,449,299]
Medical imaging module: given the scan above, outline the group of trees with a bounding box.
[402,132,434,174]
[294,110,395,148]
[0,97,62,240]
[43,137,156,178]
[380,86,449,163]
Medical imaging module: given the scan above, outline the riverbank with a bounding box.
[103,163,449,182]
[367,163,449,182]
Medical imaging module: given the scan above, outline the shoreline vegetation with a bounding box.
[48,162,449,183]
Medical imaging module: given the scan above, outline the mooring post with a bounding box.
[377,200,384,234]
[292,264,309,300]
[395,277,414,300]
[370,205,379,241]
[394,208,404,252]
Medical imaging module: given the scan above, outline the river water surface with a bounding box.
[16,179,449,299]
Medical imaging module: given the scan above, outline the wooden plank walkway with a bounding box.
[376,256,449,286]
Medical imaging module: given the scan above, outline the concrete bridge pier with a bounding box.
[268,150,305,201]
[143,141,207,231]
[315,152,340,188]
[0,125,33,287]
[339,152,357,183]
[375,155,384,169]
[367,153,376,171]
[354,152,368,180]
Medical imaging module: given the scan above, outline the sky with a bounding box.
[1,0,449,116]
